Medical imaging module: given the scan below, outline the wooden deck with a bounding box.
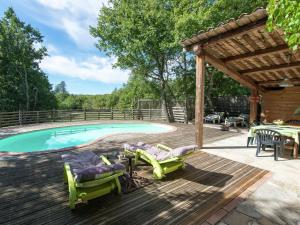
[0,124,269,225]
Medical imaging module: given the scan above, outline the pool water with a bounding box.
[0,123,173,152]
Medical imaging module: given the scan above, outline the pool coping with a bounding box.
[0,121,177,157]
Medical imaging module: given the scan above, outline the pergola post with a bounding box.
[249,90,259,124]
[195,48,205,148]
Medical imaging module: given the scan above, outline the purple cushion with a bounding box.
[154,151,170,161]
[123,142,152,151]
[62,151,125,182]
[62,151,101,165]
[124,142,196,161]
[73,163,113,182]
[171,145,196,157]
[123,143,139,151]
[144,144,195,161]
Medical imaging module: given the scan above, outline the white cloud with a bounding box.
[46,43,59,54]
[29,0,108,48]
[61,18,94,49]
[37,0,69,10]
[40,54,129,84]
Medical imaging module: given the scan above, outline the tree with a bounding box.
[267,0,300,51]
[0,7,56,111]
[91,0,268,121]
[54,81,68,94]
[115,73,160,109]
[91,0,180,122]
[174,0,267,41]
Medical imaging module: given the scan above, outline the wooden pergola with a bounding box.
[181,8,300,149]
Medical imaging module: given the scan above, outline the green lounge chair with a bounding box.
[124,142,196,179]
[62,151,125,209]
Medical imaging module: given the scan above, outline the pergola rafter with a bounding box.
[224,44,289,63]
[240,61,300,75]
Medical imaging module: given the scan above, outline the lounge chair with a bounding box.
[123,142,196,179]
[62,151,125,209]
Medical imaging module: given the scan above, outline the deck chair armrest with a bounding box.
[136,149,164,179]
[100,155,111,165]
[156,144,172,151]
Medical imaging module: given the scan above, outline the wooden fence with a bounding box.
[0,109,166,128]
[172,106,188,123]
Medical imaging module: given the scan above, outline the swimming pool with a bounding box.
[0,123,174,153]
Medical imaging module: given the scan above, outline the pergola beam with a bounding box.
[224,44,289,63]
[240,61,300,74]
[202,49,260,91]
[186,17,267,50]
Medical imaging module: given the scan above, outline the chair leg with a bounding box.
[115,177,122,194]
[274,145,279,161]
[256,142,261,156]
[181,162,186,169]
[134,153,140,165]
[247,137,254,147]
[247,137,250,147]
[152,163,164,179]
[280,144,284,157]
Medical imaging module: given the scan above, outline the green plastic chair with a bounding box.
[124,144,195,179]
[63,155,124,209]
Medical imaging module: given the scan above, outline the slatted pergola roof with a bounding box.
[181,8,300,90]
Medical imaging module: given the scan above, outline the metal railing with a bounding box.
[0,109,166,128]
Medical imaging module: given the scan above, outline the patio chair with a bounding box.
[123,142,196,179]
[204,112,224,124]
[255,129,284,161]
[62,151,125,209]
[239,114,250,127]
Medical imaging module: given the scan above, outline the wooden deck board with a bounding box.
[0,124,269,225]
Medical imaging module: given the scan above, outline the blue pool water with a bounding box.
[0,123,173,152]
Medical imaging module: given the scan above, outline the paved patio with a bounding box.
[0,121,298,224]
[203,125,300,225]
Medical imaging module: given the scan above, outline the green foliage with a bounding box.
[90,0,178,71]
[116,74,160,108]
[206,69,250,97]
[0,8,56,111]
[90,0,266,115]
[174,0,267,43]
[54,81,68,94]
[55,74,159,110]
[91,0,183,121]
[267,0,300,50]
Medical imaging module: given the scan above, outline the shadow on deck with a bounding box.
[0,125,268,225]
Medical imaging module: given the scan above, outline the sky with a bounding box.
[0,0,130,94]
